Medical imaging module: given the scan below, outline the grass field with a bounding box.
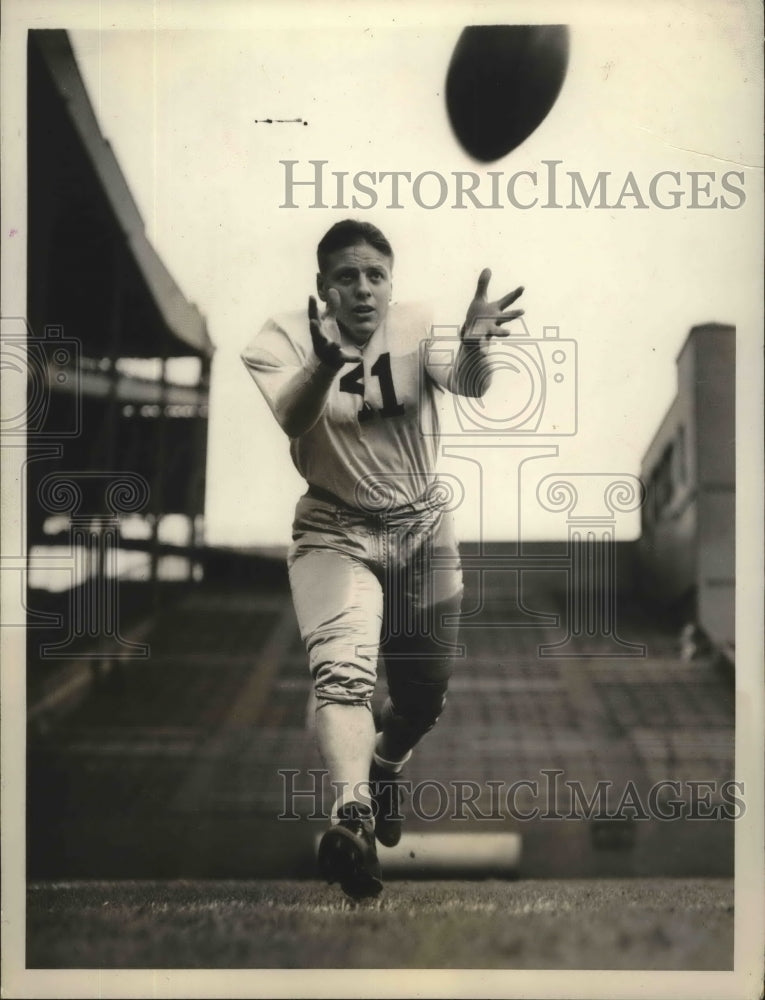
[27,878,733,970]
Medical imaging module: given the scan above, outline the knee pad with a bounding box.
[381,675,449,736]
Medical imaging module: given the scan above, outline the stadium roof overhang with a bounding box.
[27,29,214,361]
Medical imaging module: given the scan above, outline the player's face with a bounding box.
[317,243,392,346]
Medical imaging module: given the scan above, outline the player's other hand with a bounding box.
[461,269,524,347]
[308,293,361,371]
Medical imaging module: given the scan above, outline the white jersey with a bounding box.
[241,303,456,509]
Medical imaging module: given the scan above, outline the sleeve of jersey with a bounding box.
[240,317,335,438]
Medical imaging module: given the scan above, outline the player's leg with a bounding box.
[371,594,462,847]
[289,546,382,808]
[377,589,462,760]
[371,511,463,845]
[288,546,384,897]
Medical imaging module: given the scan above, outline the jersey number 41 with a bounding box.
[339,352,405,422]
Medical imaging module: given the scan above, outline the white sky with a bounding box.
[52,2,762,545]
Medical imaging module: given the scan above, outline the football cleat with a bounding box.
[370,760,407,847]
[317,801,383,900]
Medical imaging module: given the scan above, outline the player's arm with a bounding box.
[450,269,524,397]
[277,294,360,437]
[241,292,359,438]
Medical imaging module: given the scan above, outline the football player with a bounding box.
[242,220,523,898]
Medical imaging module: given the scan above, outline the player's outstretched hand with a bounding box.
[461,269,524,347]
[308,293,360,371]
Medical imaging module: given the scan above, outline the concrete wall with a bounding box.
[693,327,735,647]
[638,324,735,648]
[639,373,697,614]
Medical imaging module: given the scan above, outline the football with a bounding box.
[446,25,570,162]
